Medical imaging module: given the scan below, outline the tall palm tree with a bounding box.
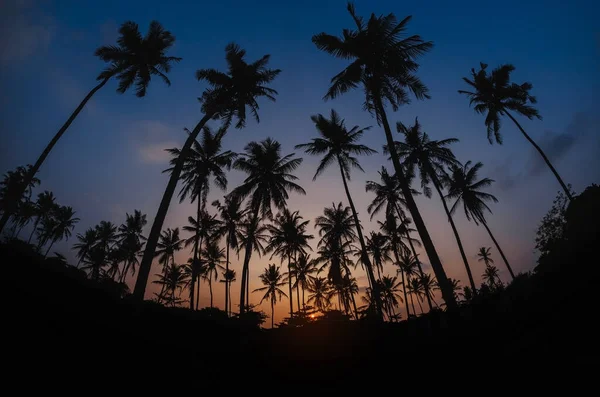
[253,264,287,328]
[393,118,477,293]
[152,263,190,307]
[237,214,270,311]
[230,138,305,314]
[290,253,317,308]
[296,109,382,317]
[182,210,223,309]
[155,228,182,303]
[42,206,79,257]
[365,167,432,310]
[220,269,237,316]
[73,228,99,267]
[459,63,572,200]
[266,209,313,317]
[213,196,246,316]
[307,277,333,313]
[477,247,494,268]
[201,240,226,309]
[135,44,281,300]
[312,3,456,309]
[27,191,57,244]
[380,215,412,317]
[378,275,404,321]
[166,125,236,306]
[445,161,515,279]
[0,21,181,234]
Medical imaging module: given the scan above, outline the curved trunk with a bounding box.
[429,170,477,293]
[225,239,230,316]
[134,114,213,301]
[287,256,294,317]
[337,160,383,320]
[482,220,515,279]
[0,77,110,233]
[394,204,433,311]
[392,247,411,318]
[44,240,55,258]
[375,100,456,309]
[505,111,572,201]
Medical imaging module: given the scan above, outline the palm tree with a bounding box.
[445,161,515,279]
[253,264,287,328]
[482,264,501,289]
[365,167,433,310]
[153,263,190,307]
[307,277,333,313]
[397,250,420,316]
[81,245,109,281]
[182,210,223,309]
[220,269,237,316]
[213,196,246,316]
[266,209,313,317]
[459,63,572,200]
[73,228,99,267]
[230,138,305,314]
[477,247,494,267]
[42,206,79,257]
[116,210,147,283]
[290,253,317,308]
[166,125,236,306]
[408,277,426,314]
[419,273,439,307]
[0,165,39,223]
[27,191,57,244]
[155,228,182,303]
[12,200,36,238]
[0,21,181,234]
[378,275,404,321]
[392,118,477,293]
[296,109,382,317]
[365,232,391,281]
[237,214,269,311]
[135,44,281,300]
[312,3,456,309]
[201,240,226,309]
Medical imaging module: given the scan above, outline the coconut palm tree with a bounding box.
[312,2,455,309]
[116,210,147,283]
[408,277,426,314]
[419,273,439,307]
[153,263,190,307]
[378,275,404,321]
[0,21,181,234]
[290,253,317,308]
[445,161,515,279]
[365,232,391,281]
[182,210,223,309]
[237,214,269,311]
[81,245,109,281]
[253,264,287,328]
[73,228,99,267]
[155,228,182,303]
[0,165,39,221]
[213,196,246,316]
[230,138,305,314]
[41,206,79,257]
[458,63,572,200]
[220,269,237,316]
[307,277,333,313]
[477,247,494,268]
[27,191,57,244]
[392,118,476,293]
[482,264,501,289]
[135,44,281,300]
[11,200,36,238]
[266,209,313,317]
[296,109,382,318]
[201,240,226,309]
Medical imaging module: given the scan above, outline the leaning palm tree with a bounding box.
[307,277,333,313]
[230,138,305,314]
[312,2,456,309]
[253,264,287,328]
[73,227,99,267]
[135,44,281,300]
[296,109,383,317]
[445,161,515,279]
[201,241,226,309]
[0,21,181,233]
[393,118,476,293]
[165,124,236,305]
[266,208,313,317]
[213,196,246,316]
[42,206,79,257]
[459,63,572,200]
[477,247,494,268]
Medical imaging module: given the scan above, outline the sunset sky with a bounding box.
[1,0,598,325]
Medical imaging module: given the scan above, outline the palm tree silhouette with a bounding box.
[393,118,477,293]
[290,253,317,308]
[115,210,147,282]
[253,264,287,328]
[296,109,383,318]
[166,125,236,307]
[152,263,190,307]
[482,264,501,289]
[0,166,39,222]
[419,273,440,307]
[365,232,391,281]
[378,275,404,321]
[312,2,456,309]
[266,208,313,317]
[477,247,494,267]
[213,196,246,316]
[307,277,333,313]
[12,200,36,239]
[237,214,269,311]
[27,191,57,244]
[39,205,79,257]
[73,228,99,268]
[445,161,515,279]
[135,44,281,300]
[230,138,305,314]
[201,240,226,309]
[219,269,237,316]
[0,21,181,234]
[155,228,183,303]
[459,63,572,201]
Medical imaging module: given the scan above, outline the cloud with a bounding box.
[132,120,182,164]
[0,1,54,63]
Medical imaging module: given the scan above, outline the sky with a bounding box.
[1,0,599,326]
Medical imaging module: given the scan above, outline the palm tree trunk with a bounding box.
[302,286,305,308]
[209,276,213,308]
[376,99,456,309]
[0,77,111,234]
[394,204,432,311]
[271,301,274,328]
[417,295,424,314]
[429,171,477,293]
[28,217,40,244]
[375,259,382,281]
[350,291,359,320]
[337,160,383,319]
[15,223,26,238]
[393,247,411,318]
[408,278,416,316]
[134,113,214,301]
[505,111,572,201]
[189,198,202,310]
[239,238,253,314]
[158,257,169,303]
[482,220,515,279]
[287,256,294,317]
[44,240,55,258]
[246,266,250,309]
[225,239,230,316]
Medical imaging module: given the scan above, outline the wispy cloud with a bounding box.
[132,120,182,164]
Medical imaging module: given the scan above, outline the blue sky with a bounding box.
[1,0,598,323]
